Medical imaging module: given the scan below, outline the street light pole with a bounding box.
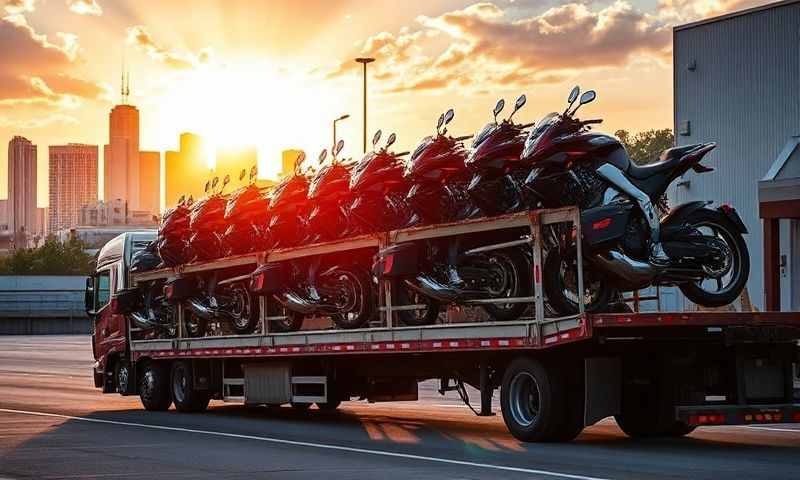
[355,57,375,153]
[333,114,350,150]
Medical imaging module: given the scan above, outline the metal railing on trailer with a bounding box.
[129,206,587,353]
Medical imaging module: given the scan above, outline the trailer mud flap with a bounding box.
[584,357,621,426]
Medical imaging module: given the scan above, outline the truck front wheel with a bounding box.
[171,360,210,413]
[139,361,172,411]
[500,357,566,442]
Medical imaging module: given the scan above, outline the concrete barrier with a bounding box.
[0,276,90,334]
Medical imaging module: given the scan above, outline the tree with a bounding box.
[615,129,675,165]
[0,235,94,275]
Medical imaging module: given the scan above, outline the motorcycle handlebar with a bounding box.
[396,151,410,156]
[519,122,535,129]
[453,135,474,141]
[582,119,603,125]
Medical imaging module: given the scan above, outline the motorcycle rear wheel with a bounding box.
[228,283,258,334]
[677,208,749,308]
[328,268,375,329]
[543,248,614,316]
[393,281,440,326]
[266,300,304,332]
[479,248,531,322]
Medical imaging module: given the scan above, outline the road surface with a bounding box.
[0,335,798,479]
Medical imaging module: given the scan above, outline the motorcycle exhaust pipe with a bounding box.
[185,297,217,320]
[592,250,655,290]
[129,311,156,329]
[279,291,320,315]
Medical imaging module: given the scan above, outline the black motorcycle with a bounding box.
[521,86,750,314]
[376,110,533,322]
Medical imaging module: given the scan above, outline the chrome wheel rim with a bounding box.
[692,221,741,295]
[508,372,541,427]
[172,366,187,404]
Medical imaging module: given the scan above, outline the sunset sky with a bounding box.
[0,0,769,207]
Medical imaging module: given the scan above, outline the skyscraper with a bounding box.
[138,151,160,214]
[281,149,303,178]
[48,144,98,233]
[104,103,140,208]
[7,136,37,246]
[165,133,211,208]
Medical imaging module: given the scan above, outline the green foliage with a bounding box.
[0,235,94,275]
[615,129,675,165]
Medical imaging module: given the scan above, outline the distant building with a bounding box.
[35,207,47,240]
[138,150,160,214]
[79,199,157,227]
[165,133,212,208]
[104,103,140,209]
[281,149,303,178]
[7,136,37,247]
[0,199,7,231]
[216,145,257,187]
[48,144,98,233]
[55,225,155,253]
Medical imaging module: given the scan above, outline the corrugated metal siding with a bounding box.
[672,3,800,310]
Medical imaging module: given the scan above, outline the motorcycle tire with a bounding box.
[328,268,375,330]
[266,300,304,332]
[677,208,750,308]
[392,281,440,326]
[228,283,258,334]
[543,249,613,316]
[479,248,531,322]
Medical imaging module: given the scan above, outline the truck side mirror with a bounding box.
[84,277,94,314]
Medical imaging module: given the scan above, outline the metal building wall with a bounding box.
[671,1,800,310]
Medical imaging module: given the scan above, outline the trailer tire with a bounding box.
[171,360,210,413]
[316,398,341,412]
[500,357,566,442]
[139,361,172,411]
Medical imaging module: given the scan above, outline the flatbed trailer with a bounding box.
[88,208,800,442]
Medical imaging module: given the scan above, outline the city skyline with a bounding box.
[0,0,773,208]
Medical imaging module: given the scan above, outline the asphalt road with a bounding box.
[1,335,798,480]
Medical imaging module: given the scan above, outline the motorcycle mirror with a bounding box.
[436,113,445,133]
[493,99,505,122]
[239,169,246,181]
[178,194,185,204]
[223,174,230,186]
[444,108,455,125]
[296,151,307,173]
[386,133,396,149]
[568,86,580,105]
[318,149,327,164]
[250,165,257,181]
[212,176,219,189]
[204,181,210,193]
[335,139,344,157]
[579,90,596,105]
[372,129,382,147]
[508,94,526,121]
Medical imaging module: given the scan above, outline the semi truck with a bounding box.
[86,208,800,442]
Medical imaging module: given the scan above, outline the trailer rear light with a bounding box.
[252,272,266,292]
[164,284,175,299]
[383,254,395,275]
[743,412,786,423]
[688,414,727,425]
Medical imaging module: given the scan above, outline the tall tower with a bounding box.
[104,70,140,209]
[48,144,98,232]
[7,136,37,247]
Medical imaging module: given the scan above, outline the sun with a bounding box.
[152,59,355,179]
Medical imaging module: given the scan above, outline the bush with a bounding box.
[0,235,93,275]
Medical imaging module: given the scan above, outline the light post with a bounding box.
[355,57,375,153]
[333,114,350,150]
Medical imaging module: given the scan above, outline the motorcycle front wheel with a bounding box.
[543,248,614,316]
[677,208,749,308]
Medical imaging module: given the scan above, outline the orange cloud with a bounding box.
[126,25,212,69]
[66,0,101,16]
[3,0,36,14]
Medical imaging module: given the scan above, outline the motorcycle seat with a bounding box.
[627,144,703,180]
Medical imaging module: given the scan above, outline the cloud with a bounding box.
[126,25,212,69]
[327,0,769,93]
[66,0,101,16]
[0,15,106,107]
[3,0,35,14]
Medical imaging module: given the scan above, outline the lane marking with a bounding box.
[0,408,609,480]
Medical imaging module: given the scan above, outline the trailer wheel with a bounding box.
[500,357,566,442]
[171,360,210,413]
[139,361,172,411]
